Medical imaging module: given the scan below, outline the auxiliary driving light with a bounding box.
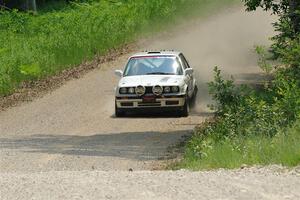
[135,85,146,96]
[153,85,163,95]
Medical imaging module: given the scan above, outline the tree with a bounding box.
[289,0,300,33]
[1,0,36,11]
[243,0,300,36]
[28,0,36,12]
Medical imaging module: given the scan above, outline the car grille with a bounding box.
[145,86,153,94]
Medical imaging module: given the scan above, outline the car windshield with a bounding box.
[123,56,183,76]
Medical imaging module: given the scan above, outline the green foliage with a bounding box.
[255,45,273,74]
[0,0,237,96]
[275,35,300,69]
[180,65,300,169]
[208,67,286,137]
[180,119,300,169]
[243,0,290,14]
[207,67,241,115]
[19,63,41,79]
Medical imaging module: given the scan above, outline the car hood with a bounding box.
[118,75,185,87]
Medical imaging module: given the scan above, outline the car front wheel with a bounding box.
[190,85,198,108]
[180,96,189,117]
[115,102,125,117]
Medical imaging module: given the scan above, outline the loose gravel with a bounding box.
[1,167,299,200]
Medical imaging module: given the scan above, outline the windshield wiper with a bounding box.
[147,72,175,75]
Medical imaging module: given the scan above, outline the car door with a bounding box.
[179,53,195,98]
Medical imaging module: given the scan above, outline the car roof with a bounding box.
[130,51,181,58]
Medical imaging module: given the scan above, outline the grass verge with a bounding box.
[0,0,239,96]
[177,120,300,170]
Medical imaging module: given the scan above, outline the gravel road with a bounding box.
[1,167,300,200]
[1,5,298,200]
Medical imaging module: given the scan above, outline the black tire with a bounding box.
[180,96,189,117]
[193,85,198,98]
[190,85,198,108]
[115,103,125,117]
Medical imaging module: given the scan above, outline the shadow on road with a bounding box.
[110,110,213,119]
[110,111,182,119]
[0,130,191,161]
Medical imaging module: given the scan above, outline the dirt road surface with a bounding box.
[1,167,300,200]
[1,4,299,200]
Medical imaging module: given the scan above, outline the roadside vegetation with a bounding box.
[179,0,300,170]
[0,0,238,96]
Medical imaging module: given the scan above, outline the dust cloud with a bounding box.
[142,6,277,113]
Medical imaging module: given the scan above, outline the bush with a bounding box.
[180,64,300,169]
[181,119,300,169]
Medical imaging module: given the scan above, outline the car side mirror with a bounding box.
[185,68,194,75]
[115,70,123,77]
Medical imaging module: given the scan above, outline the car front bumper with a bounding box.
[116,95,186,109]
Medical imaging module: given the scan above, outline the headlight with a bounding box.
[164,86,171,93]
[153,85,163,96]
[128,87,135,94]
[119,87,127,94]
[171,86,179,93]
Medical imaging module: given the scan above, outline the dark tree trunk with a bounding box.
[1,0,37,11]
[289,0,300,34]
[25,0,36,11]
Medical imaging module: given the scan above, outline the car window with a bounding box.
[179,54,190,69]
[124,56,183,76]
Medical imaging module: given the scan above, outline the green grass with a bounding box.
[0,0,238,96]
[177,120,300,170]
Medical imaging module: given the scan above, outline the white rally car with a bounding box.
[114,51,197,117]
